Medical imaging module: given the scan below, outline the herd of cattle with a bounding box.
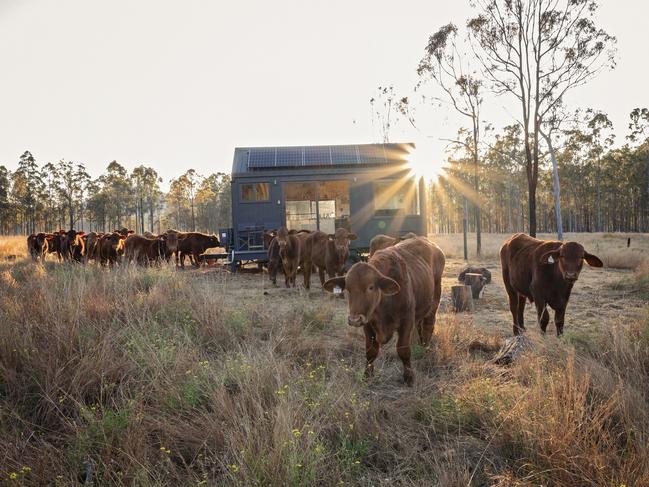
[263,228,604,384]
[24,226,604,384]
[26,228,220,267]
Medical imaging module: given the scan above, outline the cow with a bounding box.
[369,232,418,257]
[265,231,281,286]
[175,232,220,268]
[163,231,179,263]
[61,229,85,262]
[323,237,445,385]
[124,234,167,265]
[303,228,357,289]
[97,232,126,266]
[82,232,102,263]
[45,230,66,261]
[500,233,603,337]
[114,228,134,238]
[275,227,309,288]
[27,233,49,262]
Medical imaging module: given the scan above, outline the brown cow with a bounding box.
[27,233,49,262]
[303,228,357,289]
[265,231,281,286]
[124,234,167,265]
[323,237,445,385]
[369,232,417,257]
[46,230,66,261]
[82,232,103,263]
[500,233,603,336]
[61,229,85,262]
[275,227,310,288]
[176,232,220,268]
[97,232,126,266]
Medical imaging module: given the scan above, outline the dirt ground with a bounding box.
[188,252,646,344]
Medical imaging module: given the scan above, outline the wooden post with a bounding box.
[452,285,474,312]
[464,272,486,299]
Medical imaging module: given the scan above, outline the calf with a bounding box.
[304,228,357,289]
[500,233,603,336]
[124,234,167,265]
[369,232,417,257]
[324,237,445,385]
[267,235,281,286]
[275,227,309,288]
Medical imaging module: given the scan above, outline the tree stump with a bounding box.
[451,285,474,312]
[493,335,533,365]
[458,266,492,284]
[464,272,487,299]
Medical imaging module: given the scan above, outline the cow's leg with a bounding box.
[396,322,414,386]
[192,252,201,268]
[506,289,520,335]
[303,261,311,289]
[536,300,550,333]
[554,306,566,337]
[179,252,186,268]
[318,266,326,287]
[418,309,436,348]
[364,325,380,379]
[284,264,291,288]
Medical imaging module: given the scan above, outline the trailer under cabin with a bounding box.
[220,142,427,269]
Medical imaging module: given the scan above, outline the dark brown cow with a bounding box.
[500,233,603,336]
[27,233,49,262]
[303,228,357,289]
[82,232,103,263]
[266,233,281,286]
[46,230,66,261]
[324,237,445,385]
[61,229,85,262]
[176,232,220,268]
[97,232,126,266]
[369,232,417,257]
[275,227,309,288]
[124,234,166,265]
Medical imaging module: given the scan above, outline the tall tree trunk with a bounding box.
[541,131,563,241]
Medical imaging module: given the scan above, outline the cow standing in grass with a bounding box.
[303,228,357,289]
[175,232,220,268]
[27,233,49,262]
[500,233,603,336]
[324,237,445,385]
[276,227,309,288]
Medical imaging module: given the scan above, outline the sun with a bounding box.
[407,139,444,182]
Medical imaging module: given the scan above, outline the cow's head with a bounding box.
[324,262,400,327]
[208,234,220,248]
[114,228,134,237]
[35,233,47,247]
[327,228,357,264]
[276,227,290,257]
[164,231,179,253]
[263,230,277,249]
[540,242,603,283]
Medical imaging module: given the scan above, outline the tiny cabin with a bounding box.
[221,143,427,267]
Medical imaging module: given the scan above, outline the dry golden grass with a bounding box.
[0,235,648,485]
[432,232,649,270]
[0,236,27,260]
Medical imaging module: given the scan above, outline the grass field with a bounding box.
[1,233,648,485]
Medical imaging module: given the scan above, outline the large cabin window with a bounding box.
[241,183,270,202]
[374,179,420,216]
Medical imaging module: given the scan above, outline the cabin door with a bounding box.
[284,180,350,233]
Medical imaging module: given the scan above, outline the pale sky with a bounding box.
[1,0,647,186]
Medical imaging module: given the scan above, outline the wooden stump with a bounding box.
[451,285,474,312]
[464,272,487,299]
[493,335,533,365]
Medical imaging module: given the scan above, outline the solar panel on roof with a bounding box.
[276,147,303,167]
[248,148,276,168]
[304,146,332,166]
[330,145,359,164]
[358,145,386,164]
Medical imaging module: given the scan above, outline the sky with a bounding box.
[0,0,647,186]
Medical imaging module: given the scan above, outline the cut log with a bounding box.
[464,272,487,299]
[493,335,533,365]
[451,285,474,312]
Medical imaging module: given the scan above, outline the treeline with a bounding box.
[427,110,649,234]
[0,154,231,235]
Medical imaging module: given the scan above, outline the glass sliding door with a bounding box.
[284,180,350,232]
[285,182,318,231]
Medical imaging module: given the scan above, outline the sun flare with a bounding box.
[407,139,444,182]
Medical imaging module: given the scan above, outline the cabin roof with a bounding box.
[231,142,414,175]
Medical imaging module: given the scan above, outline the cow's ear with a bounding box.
[540,249,560,265]
[377,276,400,296]
[328,234,335,241]
[348,233,357,241]
[323,277,346,293]
[584,252,604,267]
